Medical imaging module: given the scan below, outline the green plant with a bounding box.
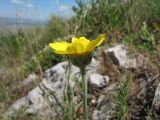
[63,61,75,120]
[145,108,153,120]
[72,0,160,38]
[122,21,160,53]
[138,22,156,51]
[112,72,131,120]
[23,47,63,77]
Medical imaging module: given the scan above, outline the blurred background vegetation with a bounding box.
[0,0,160,119]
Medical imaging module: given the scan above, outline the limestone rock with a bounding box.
[6,58,103,118]
[89,73,109,88]
[92,95,112,120]
[152,83,160,111]
[18,73,38,88]
[106,45,145,69]
[6,62,69,117]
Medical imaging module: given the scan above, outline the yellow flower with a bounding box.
[49,34,105,67]
[49,34,105,55]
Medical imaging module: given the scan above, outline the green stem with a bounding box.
[64,61,74,120]
[80,67,88,120]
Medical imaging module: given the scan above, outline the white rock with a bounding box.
[106,44,145,69]
[96,95,105,108]
[88,58,98,69]
[6,62,78,117]
[152,83,160,111]
[92,102,111,120]
[6,97,29,116]
[18,73,38,88]
[44,62,67,81]
[92,95,113,120]
[89,73,109,87]
[92,110,102,120]
[12,97,29,110]
[6,58,107,118]
[26,87,47,113]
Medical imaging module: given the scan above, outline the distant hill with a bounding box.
[0,17,46,27]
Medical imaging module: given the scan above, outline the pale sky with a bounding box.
[0,0,76,20]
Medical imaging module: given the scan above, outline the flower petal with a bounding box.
[66,42,85,54]
[86,34,105,52]
[73,43,85,54]
[72,37,79,43]
[72,37,90,48]
[71,37,90,54]
[49,41,70,54]
[66,44,77,54]
[79,37,90,47]
[49,41,70,51]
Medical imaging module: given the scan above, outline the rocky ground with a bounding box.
[4,44,160,120]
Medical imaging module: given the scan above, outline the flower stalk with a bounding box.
[80,66,88,120]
